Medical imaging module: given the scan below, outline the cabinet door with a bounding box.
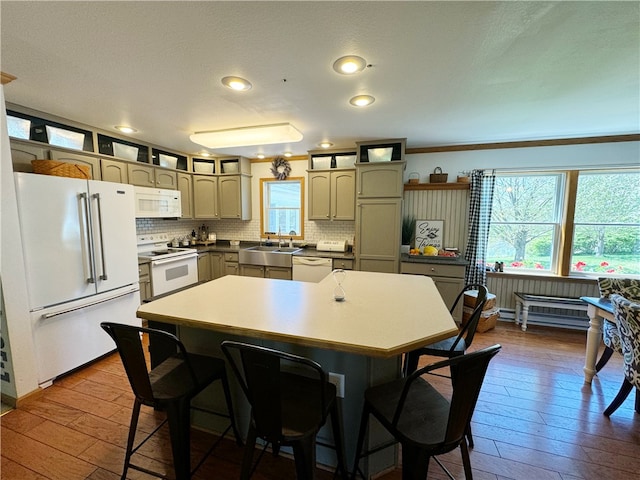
[432,276,465,322]
[138,263,151,303]
[101,158,129,184]
[193,175,219,219]
[155,168,177,189]
[356,198,401,273]
[333,258,354,270]
[127,163,155,187]
[177,173,193,218]
[219,175,241,218]
[240,264,264,277]
[265,266,292,280]
[356,163,404,198]
[225,262,239,276]
[10,141,47,172]
[308,171,331,220]
[49,149,102,181]
[210,252,224,279]
[198,253,211,282]
[332,170,356,220]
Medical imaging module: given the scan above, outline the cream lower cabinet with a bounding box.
[177,172,193,219]
[210,252,224,279]
[400,261,466,322]
[101,158,129,183]
[240,264,292,280]
[193,175,219,219]
[197,252,211,282]
[308,170,355,221]
[224,253,239,276]
[356,198,402,273]
[49,149,102,180]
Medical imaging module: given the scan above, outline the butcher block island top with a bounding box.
[136,271,457,358]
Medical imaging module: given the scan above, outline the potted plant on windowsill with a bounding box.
[401,215,416,254]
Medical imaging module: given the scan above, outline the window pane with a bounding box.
[488,174,563,272]
[488,224,555,271]
[571,170,640,275]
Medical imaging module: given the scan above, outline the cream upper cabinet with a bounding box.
[154,167,177,189]
[101,158,129,184]
[127,163,155,187]
[49,149,102,181]
[177,172,193,219]
[356,163,405,198]
[10,140,47,172]
[193,175,219,219]
[219,175,251,220]
[308,170,355,221]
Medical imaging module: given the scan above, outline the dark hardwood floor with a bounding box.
[1,322,638,479]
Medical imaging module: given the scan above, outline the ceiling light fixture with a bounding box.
[221,76,252,91]
[190,123,303,149]
[319,142,333,149]
[332,55,367,75]
[199,152,211,157]
[349,95,375,107]
[256,153,265,159]
[283,152,293,158]
[114,125,137,133]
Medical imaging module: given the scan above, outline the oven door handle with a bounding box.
[151,253,198,266]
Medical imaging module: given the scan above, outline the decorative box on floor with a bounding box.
[462,289,499,332]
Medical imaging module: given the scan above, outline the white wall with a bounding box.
[404,140,640,183]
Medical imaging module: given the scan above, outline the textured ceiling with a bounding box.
[2,1,638,158]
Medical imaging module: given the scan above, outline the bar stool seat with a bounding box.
[101,322,241,480]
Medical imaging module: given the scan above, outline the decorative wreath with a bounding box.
[270,157,291,180]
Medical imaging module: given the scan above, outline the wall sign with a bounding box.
[415,219,444,250]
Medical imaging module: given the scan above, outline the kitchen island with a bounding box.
[136,271,457,476]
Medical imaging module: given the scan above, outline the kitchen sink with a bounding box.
[239,245,302,267]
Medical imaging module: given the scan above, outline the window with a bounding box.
[487,169,640,276]
[488,174,564,272]
[260,177,304,239]
[571,170,640,275]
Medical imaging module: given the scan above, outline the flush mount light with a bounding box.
[190,123,303,149]
[349,95,375,107]
[319,142,333,149]
[283,152,293,158]
[221,76,252,91]
[332,55,367,75]
[199,152,212,157]
[256,153,265,159]
[114,125,137,133]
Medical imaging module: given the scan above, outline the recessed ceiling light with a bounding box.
[256,153,265,159]
[114,125,137,133]
[283,152,293,157]
[199,152,211,157]
[319,142,333,149]
[349,95,375,107]
[332,55,367,75]
[221,76,252,91]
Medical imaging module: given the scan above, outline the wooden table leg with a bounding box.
[583,304,603,384]
[521,304,529,331]
[514,297,522,328]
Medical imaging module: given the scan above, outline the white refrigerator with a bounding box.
[14,172,141,387]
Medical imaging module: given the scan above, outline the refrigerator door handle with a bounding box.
[40,287,140,320]
[80,192,96,284]
[92,193,108,280]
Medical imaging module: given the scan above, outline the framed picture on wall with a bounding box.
[415,220,444,250]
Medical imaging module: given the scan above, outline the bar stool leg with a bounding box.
[166,399,192,480]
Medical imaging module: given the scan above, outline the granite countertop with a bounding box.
[400,253,469,266]
[194,241,355,260]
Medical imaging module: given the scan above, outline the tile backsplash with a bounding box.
[136,218,355,246]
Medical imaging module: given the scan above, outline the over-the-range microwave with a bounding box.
[133,186,181,218]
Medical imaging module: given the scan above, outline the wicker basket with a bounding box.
[32,160,91,179]
[429,166,448,183]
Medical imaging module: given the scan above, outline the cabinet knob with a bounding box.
[326,214,330,218]
[431,268,436,272]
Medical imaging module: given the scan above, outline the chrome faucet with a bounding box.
[277,228,283,247]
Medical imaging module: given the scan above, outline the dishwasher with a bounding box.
[292,256,333,282]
